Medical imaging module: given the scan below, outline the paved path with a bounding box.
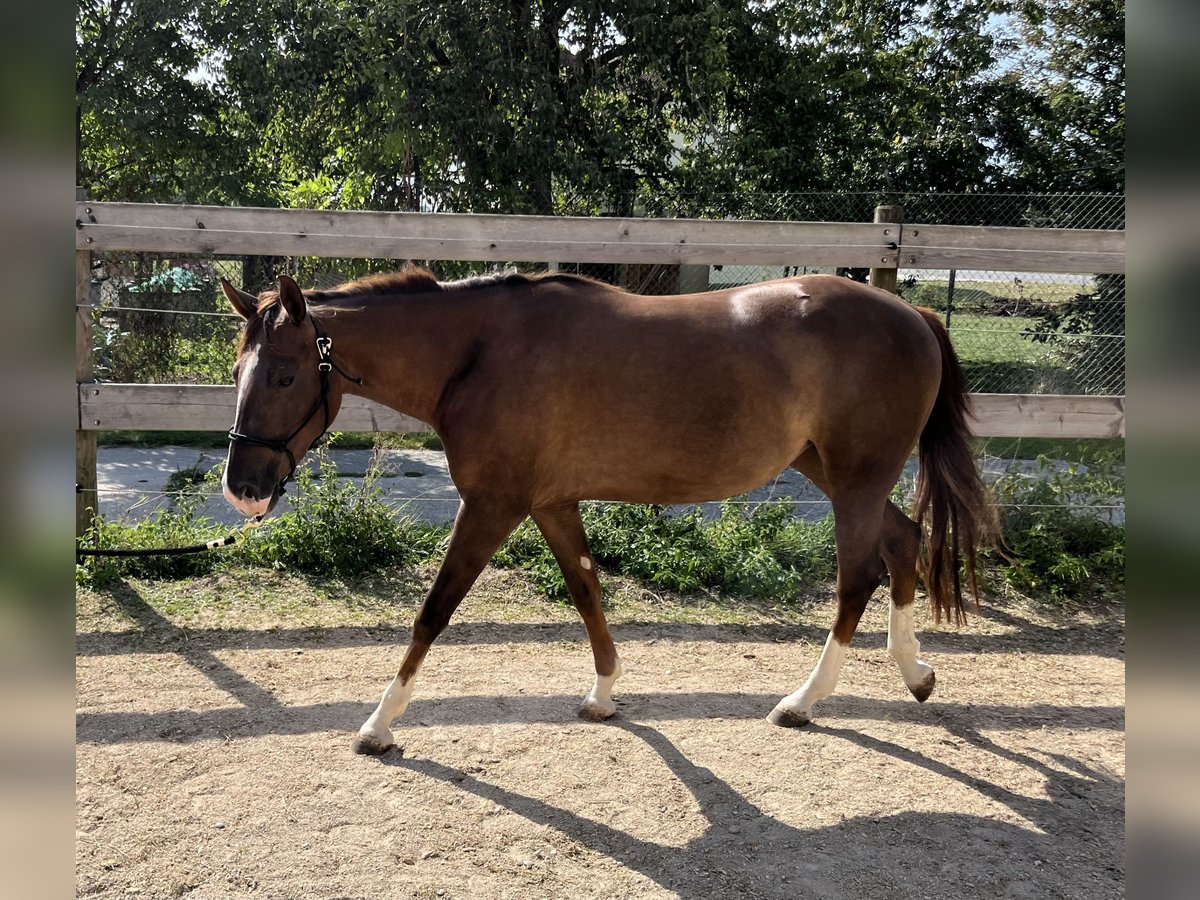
[95,446,1123,527]
[95,445,829,526]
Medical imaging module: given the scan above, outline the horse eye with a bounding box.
[277,375,295,387]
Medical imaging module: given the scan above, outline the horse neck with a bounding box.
[312,292,485,425]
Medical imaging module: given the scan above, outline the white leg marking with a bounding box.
[770,631,847,723]
[888,601,935,696]
[357,673,416,749]
[579,656,622,720]
[579,555,592,571]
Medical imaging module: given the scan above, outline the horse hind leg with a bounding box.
[882,501,937,702]
[532,503,622,721]
[768,488,886,727]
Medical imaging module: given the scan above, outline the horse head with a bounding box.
[219,274,348,518]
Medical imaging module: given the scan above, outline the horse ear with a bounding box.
[220,278,258,320]
[277,274,308,325]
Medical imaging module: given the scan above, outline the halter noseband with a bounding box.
[227,316,363,493]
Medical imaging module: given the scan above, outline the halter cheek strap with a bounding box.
[227,318,363,493]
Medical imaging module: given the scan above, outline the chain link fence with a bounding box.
[82,191,1124,527]
[85,192,1124,397]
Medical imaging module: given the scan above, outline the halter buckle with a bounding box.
[316,335,333,371]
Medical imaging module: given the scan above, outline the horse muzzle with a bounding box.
[222,471,284,519]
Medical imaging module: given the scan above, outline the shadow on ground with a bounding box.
[78,579,1126,659]
[77,582,1125,898]
[385,718,1123,899]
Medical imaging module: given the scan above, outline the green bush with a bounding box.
[78,513,226,585]
[494,501,836,604]
[77,451,448,585]
[79,449,1124,607]
[235,452,448,576]
[76,484,228,586]
[987,452,1125,600]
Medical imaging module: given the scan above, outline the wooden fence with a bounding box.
[75,200,1126,534]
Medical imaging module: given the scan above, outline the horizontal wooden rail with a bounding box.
[968,393,1125,438]
[78,385,1125,439]
[900,224,1125,273]
[76,202,1125,274]
[76,202,900,268]
[77,384,427,434]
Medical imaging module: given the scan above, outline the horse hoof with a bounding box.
[909,670,936,704]
[766,706,811,728]
[577,700,617,722]
[351,731,395,756]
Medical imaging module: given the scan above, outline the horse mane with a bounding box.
[318,266,604,297]
[310,266,442,300]
[237,266,603,353]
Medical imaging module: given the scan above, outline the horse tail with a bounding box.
[912,307,999,624]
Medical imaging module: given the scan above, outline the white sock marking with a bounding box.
[358,673,416,745]
[582,656,622,714]
[888,602,933,689]
[775,631,847,717]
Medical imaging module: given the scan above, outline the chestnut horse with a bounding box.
[219,268,993,755]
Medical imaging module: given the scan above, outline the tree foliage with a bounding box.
[77,0,1125,209]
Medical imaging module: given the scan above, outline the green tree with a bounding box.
[995,0,1125,192]
[77,1,1124,209]
[76,1,270,202]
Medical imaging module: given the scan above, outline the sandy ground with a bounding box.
[77,572,1125,899]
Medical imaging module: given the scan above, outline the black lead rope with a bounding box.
[76,517,266,560]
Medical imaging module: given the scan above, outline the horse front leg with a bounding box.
[353,498,526,755]
[531,503,622,721]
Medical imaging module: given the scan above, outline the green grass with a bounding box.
[903,278,1104,393]
[977,437,1125,465]
[947,312,1077,393]
[906,278,1089,310]
[957,278,1087,304]
[948,313,1046,365]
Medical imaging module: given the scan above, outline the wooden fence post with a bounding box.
[76,186,97,537]
[869,204,904,294]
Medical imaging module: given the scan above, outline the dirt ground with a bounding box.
[77,568,1125,899]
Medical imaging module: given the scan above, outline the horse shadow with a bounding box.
[383,716,1124,899]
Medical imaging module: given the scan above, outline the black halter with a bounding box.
[227,317,363,492]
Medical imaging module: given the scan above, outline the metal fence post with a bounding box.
[869,204,904,294]
[945,268,957,327]
[76,186,97,537]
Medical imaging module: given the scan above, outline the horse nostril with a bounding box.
[227,476,258,502]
